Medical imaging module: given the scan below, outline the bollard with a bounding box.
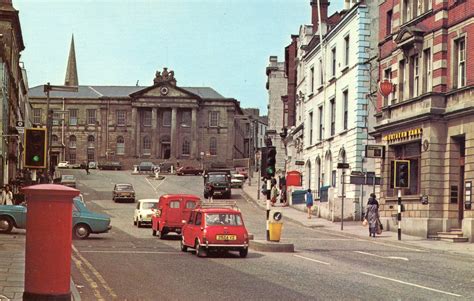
[22,184,80,301]
[398,189,402,241]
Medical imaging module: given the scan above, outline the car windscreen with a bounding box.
[142,202,157,209]
[116,185,133,191]
[205,213,243,226]
[209,174,227,183]
[62,175,75,180]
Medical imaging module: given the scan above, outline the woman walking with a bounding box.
[365,193,379,237]
[305,189,314,219]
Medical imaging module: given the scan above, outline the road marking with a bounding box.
[369,241,426,252]
[73,246,118,299]
[360,272,462,297]
[145,176,167,196]
[72,254,105,301]
[354,251,409,261]
[294,254,330,265]
[80,250,184,254]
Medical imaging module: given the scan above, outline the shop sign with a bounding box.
[382,128,422,143]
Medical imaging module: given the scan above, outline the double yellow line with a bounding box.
[72,245,118,300]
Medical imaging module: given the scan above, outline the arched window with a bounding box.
[52,135,59,143]
[305,160,312,190]
[87,135,95,148]
[69,135,76,148]
[209,137,217,155]
[143,136,151,154]
[116,136,125,155]
[182,138,190,155]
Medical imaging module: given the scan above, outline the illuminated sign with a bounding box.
[382,128,422,143]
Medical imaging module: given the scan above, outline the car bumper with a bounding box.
[93,225,112,234]
[204,242,248,250]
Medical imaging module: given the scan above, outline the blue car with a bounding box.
[0,196,111,239]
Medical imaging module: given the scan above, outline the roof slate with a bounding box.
[28,85,226,100]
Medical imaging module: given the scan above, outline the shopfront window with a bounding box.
[389,142,420,196]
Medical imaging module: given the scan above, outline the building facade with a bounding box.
[374,0,474,241]
[29,67,246,170]
[0,0,26,186]
[266,56,287,174]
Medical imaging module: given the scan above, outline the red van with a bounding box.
[180,205,249,258]
[151,194,201,239]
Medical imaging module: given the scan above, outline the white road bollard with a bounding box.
[133,165,138,173]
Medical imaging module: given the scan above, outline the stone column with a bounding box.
[152,108,157,158]
[131,107,138,156]
[171,107,177,159]
[191,108,197,159]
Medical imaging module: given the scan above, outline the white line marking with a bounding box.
[145,176,166,196]
[369,241,426,252]
[79,250,184,254]
[294,254,330,265]
[354,251,409,261]
[360,272,462,297]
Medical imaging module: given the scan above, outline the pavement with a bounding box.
[0,230,81,301]
[241,182,474,257]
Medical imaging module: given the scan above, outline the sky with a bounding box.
[14,0,343,115]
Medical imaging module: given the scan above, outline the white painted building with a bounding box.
[291,1,379,221]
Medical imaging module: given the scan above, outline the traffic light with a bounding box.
[24,128,47,168]
[266,146,276,178]
[260,147,268,178]
[394,160,410,188]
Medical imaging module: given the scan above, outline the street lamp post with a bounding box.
[43,83,78,178]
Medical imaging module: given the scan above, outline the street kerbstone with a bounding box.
[250,240,295,253]
[3,287,23,293]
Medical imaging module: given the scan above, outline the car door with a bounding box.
[72,202,81,227]
[182,199,197,223]
[134,202,140,221]
[193,212,203,244]
[183,211,196,246]
[166,199,181,226]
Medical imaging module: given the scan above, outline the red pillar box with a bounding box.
[22,184,80,301]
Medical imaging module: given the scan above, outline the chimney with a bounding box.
[310,0,330,28]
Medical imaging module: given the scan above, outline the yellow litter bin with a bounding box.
[269,222,283,242]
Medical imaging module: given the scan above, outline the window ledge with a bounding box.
[328,76,336,83]
[341,66,349,74]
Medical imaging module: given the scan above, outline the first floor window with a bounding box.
[116,110,126,126]
[33,108,42,124]
[182,138,190,155]
[209,137,217,155]
[143,136,151,154]
[389,141,420,196]
[87,109,96,125]
[162,110,171,126]
[116,136,125,155]
[69,109,78,125]
[209,111,219,127]
[142,110,152,126]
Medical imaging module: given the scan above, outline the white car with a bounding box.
[133,199,159,227]
[57,161,69,168]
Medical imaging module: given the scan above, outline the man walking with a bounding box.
[85,162,90,175]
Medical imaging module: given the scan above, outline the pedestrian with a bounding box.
[270,183,279,206]
[305,189,314,219]
[1,185,13,205]
[365,193,380,237]
[206,182,214,202]
[85,162,90,175]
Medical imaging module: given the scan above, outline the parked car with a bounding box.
[98,161,123,170]
[134,199,159,227]
[57,161,69,169]
[138,161,155,172]
[88,161,97,169]
[231,176,244,189]
[235,167,248,179]
[0,196,111,239]
[203,170,232,199]
[60,175,76,188]
[151,194,201,239]
[158,162,174,173]
[181,204,249,258]
[70,163,82,169]
[177,166,202,176]
[113,183,135,203]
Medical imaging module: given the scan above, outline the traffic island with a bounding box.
[250,240,294,253]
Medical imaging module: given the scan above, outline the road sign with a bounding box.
[365,145,385,158]
[273,211,282,222]
[16,120,25,134]
[337,163,350,169]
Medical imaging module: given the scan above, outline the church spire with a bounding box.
[64,34,78,86]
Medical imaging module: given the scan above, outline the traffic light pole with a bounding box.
[398,189,402,240]
[45,84,52,180]
[266,178,271,241]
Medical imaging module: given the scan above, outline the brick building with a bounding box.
[28,39,246,170]
[373,0,474,241]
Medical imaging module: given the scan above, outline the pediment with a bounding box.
[130,84,201,100]
[394,26,425,49]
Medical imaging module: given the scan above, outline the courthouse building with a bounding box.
[374,0,474,241]
[28,38,246,169]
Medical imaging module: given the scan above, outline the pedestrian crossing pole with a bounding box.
[266,179,271,241]
[398,189,402,240]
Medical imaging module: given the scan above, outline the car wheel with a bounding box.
[0,216,14,234]
[133,218,137,226]
[73,224,91,239]
[239,248,248,258]
[180,238,188,252]
[195,239,206,257]
[159,228,167,240]
[137,220,142,228]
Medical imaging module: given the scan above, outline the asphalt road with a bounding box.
[64,168,474,300]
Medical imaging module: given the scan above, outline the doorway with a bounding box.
[161,144,170,159]
[459,139,465,223]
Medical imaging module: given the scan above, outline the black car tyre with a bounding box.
[137,220,142,228]
[133,218,137,226]
[0,216,14,234]
[73,224,91,239]
[195,240,206,257]
[180,238,188,252]
[239,248,248,258]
